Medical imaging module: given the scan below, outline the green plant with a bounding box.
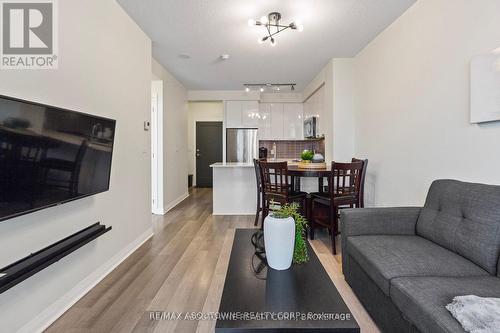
[301,150,314,161]
[271,202,309,264]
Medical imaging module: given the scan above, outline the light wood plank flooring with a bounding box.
[47,188,378,333]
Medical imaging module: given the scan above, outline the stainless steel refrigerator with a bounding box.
[226,128,258,163]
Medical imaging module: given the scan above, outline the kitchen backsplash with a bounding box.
[259,139,325,160]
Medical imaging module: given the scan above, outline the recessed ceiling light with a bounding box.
[220,54,230,60]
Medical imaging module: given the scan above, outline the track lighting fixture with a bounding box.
[244,83,297,92]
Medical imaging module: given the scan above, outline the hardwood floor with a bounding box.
[46,188,379,333]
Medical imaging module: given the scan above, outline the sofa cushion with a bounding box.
[390,276,500,333]
[416,180,500,275]
[347,235,488,296]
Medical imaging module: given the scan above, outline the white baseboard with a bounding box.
[17,228,154,333]
[163,192,189,214]
[152,207,166,215]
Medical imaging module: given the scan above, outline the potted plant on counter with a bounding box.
[264,202,309,270]
[301,149,314,163]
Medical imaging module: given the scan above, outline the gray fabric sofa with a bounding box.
[341,179,500,333]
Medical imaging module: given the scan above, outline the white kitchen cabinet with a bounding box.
[225,101,242,128]
[241,101,259,128]
[283,103,304,139]
[258,102,303,140]
[258,103,272,139]
[225,101,259,128]
[270,103,284,139]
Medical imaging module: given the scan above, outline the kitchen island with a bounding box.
[211,161,322,215]
[211,162,257,215]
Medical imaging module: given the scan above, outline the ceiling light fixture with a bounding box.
[244,83,297,92]
[248,12,303,46]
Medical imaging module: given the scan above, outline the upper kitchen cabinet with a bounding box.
[270,103,284,139]
[283,103,304,139]
[258,103,272,139]
[225,101,242,128]
[259,102,303,140]
[241,101,259,128]
[225,100,259,128]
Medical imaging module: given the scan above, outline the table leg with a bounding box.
[318,177,324,193]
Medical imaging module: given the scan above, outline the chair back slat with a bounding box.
[259,161,289,198]
[330,161,363,200]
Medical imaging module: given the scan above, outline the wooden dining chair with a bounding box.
[259,161,307,220]
[253,159,263,227]
[352,158,368,208]
[310,161,363,254]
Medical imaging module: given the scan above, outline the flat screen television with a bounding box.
[0,95,116,222]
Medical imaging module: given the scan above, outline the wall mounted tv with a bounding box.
[0,95,116,222]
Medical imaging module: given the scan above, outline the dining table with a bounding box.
[287,164,332,194]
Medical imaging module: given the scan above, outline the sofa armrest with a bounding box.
[341,207,421,237]
[340,207,421,278]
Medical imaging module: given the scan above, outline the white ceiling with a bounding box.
[117,0,415,91]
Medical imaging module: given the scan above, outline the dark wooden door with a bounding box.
[196,122,223,187]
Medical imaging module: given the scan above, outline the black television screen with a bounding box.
[0,95,116,222]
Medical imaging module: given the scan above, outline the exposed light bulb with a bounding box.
[245,87,250,92]
[260,16,268,24]
[248,18,256,27]
[270,38,276,47]
[260,87,264,92]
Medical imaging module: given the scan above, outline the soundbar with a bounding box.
[0,222,111,294]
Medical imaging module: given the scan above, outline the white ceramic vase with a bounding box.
[264,214,295,270]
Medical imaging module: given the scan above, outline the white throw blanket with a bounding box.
[446,295,500,333]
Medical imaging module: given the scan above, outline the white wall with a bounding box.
[188,90,260,101]
[260,92,303,103]
[354,0,500,206]
[0,0,152,332]
[152,59,189,212]
[188,90,303,103]
[332,59,356,162]
[187,102,224,185]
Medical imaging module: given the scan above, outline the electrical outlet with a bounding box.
[144,121,150,131]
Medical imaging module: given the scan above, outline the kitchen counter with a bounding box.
[210,162,253,168]
[211,162,257,215]
[211,159,320,215]
[210,159,301,169]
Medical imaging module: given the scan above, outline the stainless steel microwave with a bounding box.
[304,117,317,138]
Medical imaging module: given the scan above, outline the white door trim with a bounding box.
[151,80,164,215]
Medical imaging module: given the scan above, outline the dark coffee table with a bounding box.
[216,229,360,332]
